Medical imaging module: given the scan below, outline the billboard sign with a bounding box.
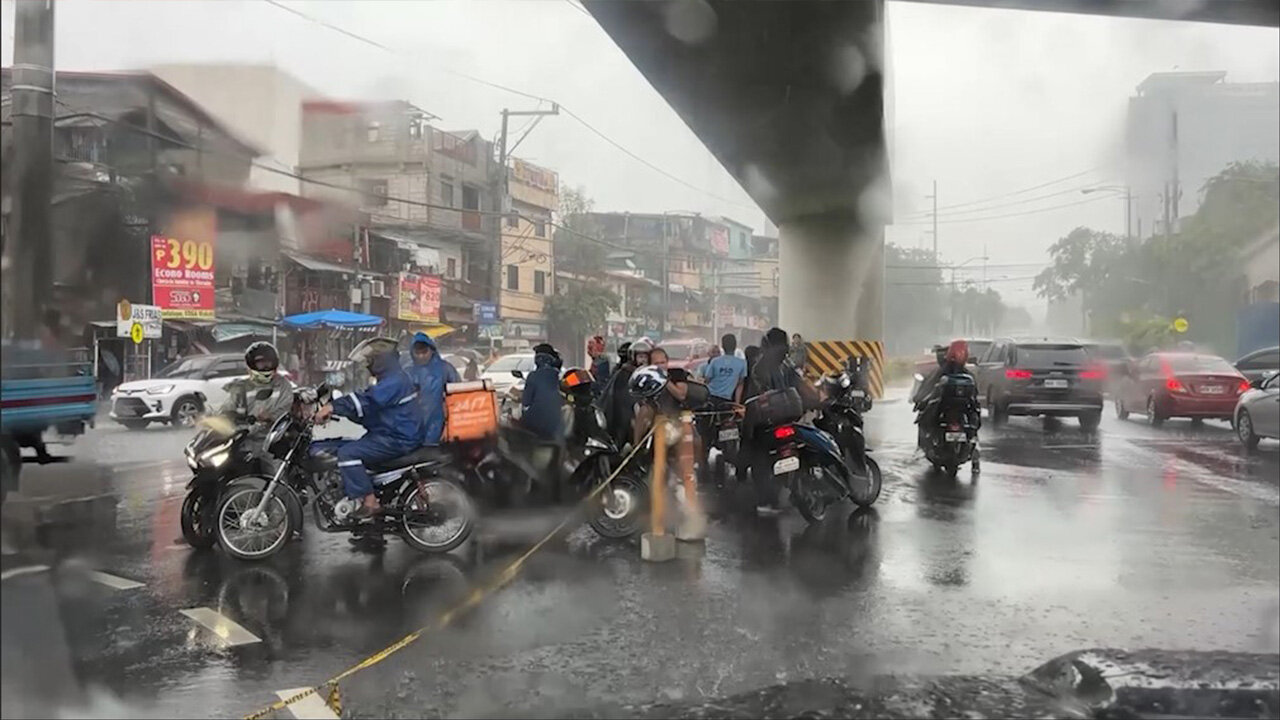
[116,301,163,341]
[472,301,499,323]
[151,235,215,319]
[394,272,441,323]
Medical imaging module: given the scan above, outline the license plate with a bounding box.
[944,431,966,442]
[850,390,866,398]
[1044,378,1068,389]
[773,456,800,475]
[718,428,740,441]
[1200,385,1226,394]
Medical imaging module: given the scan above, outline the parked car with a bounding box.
[657,338,712,370]
[974,337,1105,430]
[1234,371,1280,450]
[109,353,290,430]
[1234,346,1280,385]
[1114,352,1250,426]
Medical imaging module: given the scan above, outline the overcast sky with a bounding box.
[3,0,1278,309]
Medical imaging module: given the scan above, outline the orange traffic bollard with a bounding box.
[677,411,706,542]
[650,416,668,537]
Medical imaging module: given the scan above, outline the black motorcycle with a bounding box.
[914,371,981,476]
[746,387,875,525]
[814,357,882,507]
[213,385,476,561]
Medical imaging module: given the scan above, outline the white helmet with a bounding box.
[628,365,668,399]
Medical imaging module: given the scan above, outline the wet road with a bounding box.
[3,397,1278,718]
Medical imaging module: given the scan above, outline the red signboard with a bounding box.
[394,272,441,323]
[150,234,215,319]
[709,226,730,256]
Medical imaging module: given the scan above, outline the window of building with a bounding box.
[506,214,519,229]
[447,257,457,279]
[461,185,480,211]
[534,270,546,294]
[359,178,388,207]
[367,121,381,143]
[440,177,455,208]
[408,118,424,139]
[506,264,519,290]
[534,221,547,238]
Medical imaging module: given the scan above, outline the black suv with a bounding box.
[975,337,1106,431]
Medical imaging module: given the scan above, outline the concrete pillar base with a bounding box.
[640,532,676,562]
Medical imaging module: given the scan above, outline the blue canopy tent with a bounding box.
[280,310,384,330]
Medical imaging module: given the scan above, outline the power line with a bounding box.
[925,180,1119,218]
[888,275,1040,287]
[258,0,758,213]
[902,166,1106,218]
[894,193,1114,225]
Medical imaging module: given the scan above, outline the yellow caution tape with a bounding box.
[241,431,655,720]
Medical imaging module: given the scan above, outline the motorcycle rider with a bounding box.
[748,327,821,515]
[406,331,460,446]
[600,340,651,447]
[588,335,611,397]
[213,342,295,455]
[313,338,426,520]
[913,338,981,472]
[521,342,565,441]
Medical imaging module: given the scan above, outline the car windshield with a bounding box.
[486,355,531,372]
[1016,344,1088,366]
[155,356,216,379]
[1167,354,1237,374]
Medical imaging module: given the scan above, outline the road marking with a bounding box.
[274,688,340,720]
[180,607,261,646]
[88,570,145,590]
[0,564,50,582]
[1042,444,1100,449]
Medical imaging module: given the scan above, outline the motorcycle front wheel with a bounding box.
[588,470,649,539]
[849,456,882,508]
[216,482,297,561]
[180,488,218,549]
[399,471,475,554]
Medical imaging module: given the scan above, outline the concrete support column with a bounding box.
[778,214,883,341]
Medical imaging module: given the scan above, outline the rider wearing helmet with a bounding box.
[598,339,651,446]
[521,343,564,441]
[314,337,426,519]
[215,342,295,447]
[912,339,980,469]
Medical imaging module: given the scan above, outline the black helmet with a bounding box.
[245,342,280,385]
[628,365,667,399]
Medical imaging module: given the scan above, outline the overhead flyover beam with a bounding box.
[585,0,891,344]
[898,0,1280,28]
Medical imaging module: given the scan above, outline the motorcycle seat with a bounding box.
[367,446,448,473]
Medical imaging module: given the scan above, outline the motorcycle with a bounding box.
[180,388,286,549]
[913,371,981,476]
[213,385,476,561]
[813,356,882,507]
[746,386,872,525]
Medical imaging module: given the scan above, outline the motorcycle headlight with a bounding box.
[186,454,198,471]
[840,374,852,389]
[147,385,175,395]
[206,451,230,468]
[198,438,234,466]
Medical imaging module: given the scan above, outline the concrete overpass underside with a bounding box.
[585,0,1278,347]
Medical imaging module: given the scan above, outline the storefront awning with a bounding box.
[409,323,456,339]
[284,252,358,275]
[281,310,383,330]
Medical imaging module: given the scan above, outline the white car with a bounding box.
[1235,370,1280,450]
[481,353,537,396]
[109,354,288,430]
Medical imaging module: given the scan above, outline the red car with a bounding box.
[1114,352,1251,426]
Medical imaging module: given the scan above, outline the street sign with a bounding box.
[472,301,498,323]
[117,302,162,340]
[1173,317,1190,333]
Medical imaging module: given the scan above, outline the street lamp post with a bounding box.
[949,255,989,334]
[1082,186,1136,241]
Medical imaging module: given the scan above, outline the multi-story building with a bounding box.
[1126,71,1280,238]
[499,158,558,343]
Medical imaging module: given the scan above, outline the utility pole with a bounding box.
[925,180,938,260]
[491,104,559,322]
[6,0,55,340]
[660,221,670,338]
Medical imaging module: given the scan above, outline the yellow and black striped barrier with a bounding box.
[803,339,885,398]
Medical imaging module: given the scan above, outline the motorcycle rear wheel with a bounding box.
[792,474,830,525]
[399,471,475,554]
[588,471,649,539]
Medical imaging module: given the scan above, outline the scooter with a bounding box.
[913,372,981,476]
[814,356,882,507]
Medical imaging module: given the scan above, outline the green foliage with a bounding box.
[546,283,620,341]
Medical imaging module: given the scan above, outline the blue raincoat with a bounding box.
[520,350,564,441]
[327,348,425,499]
[406,331,460,445]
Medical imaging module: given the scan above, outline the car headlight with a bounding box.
[147,385,175,395]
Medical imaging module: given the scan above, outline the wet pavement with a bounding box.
[2,396,1278,718]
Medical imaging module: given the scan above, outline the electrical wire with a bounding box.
[894,193,1115,225]
[905,166,1107,218]
[918,181,1121,218]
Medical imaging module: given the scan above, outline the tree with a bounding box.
[555,185,607,276]
[884,244,947,354]
[546,282,620,350]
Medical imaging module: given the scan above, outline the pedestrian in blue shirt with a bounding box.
[702,334,747,403]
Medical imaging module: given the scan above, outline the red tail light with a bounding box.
[1238,379,1251,394]
[1165,377,1185,393]
[773,425,796,440]
[1080,366,1107,380]
[1005,368,1032,380]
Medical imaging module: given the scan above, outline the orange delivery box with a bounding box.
[443,379,499,441]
